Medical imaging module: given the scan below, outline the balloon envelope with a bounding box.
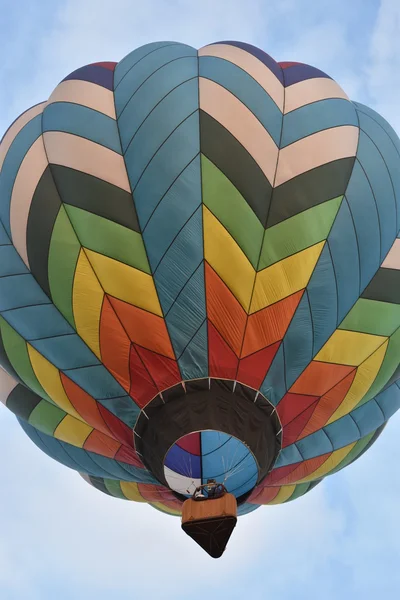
[0,41,399,525]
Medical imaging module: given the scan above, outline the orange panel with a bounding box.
[83,430,121,458]
[99,296,131,392]
[290,361,355,396]
[248,485,280,504]
[61,373,113,437]
[242,291,303,357]
[272,453,331,485]
[298,371,357,440]
[205,262,246,356]
[109,296,174,358]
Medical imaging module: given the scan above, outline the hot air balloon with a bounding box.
[0,41,399,558]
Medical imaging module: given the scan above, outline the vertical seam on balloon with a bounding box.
[111,65,182,391]
[343,195,362,298]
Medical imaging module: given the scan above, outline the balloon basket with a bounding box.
[181,493,237,558]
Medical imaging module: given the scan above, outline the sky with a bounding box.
[1,0,400,598]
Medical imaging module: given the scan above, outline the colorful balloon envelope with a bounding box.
[0,41,399,555]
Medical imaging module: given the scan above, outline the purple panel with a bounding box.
[212,40,284,84]
[282,63,331,87]
[164,444,201,478]
[62,64,114,90]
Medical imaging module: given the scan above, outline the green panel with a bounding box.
[48,205,81,327]
[104,479,127,499]
[0,317,52,403]
[28,400,66,435]
[64,204,151,273]
[328,431,375,475]
[201,154,264,268]
[259,196,343,269]
[356,327,400,408]
[284,482,312,502]
[340,298,400,336]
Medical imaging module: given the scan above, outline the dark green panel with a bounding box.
[0,326,23,384]
[27,166,62,298]
[199,110,272,225]
[49,165,140,232]
[267,157,355,228]
[6,384,42,421]
[361,268,400,304]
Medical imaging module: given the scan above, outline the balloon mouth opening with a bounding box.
[133,378,282,505]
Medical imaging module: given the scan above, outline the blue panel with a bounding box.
[118,57,198,152]
[357,130,397,259]
[164,444,201,478]
[323,415,360,449]
[0,114,42,234]
[97,395,140,428]
[295,429,333,460]
[0,274,50,311]
[307,244,338,354]
[199,56,282,144]
[130,113,200,227]
[60,443,118,477]
[115,43,197,116]
[229,472,258,498]
[154,207,203,312]
[42,102,121,153]
[282,99,358,147]
[178,319,208,380]
[351,399,385,437]
[63,365,126,400]
[0,220,10,245]
[345,160,381,291]
[273,443,303,468]
[0,245,29,276]
[283,292,313,389]
[31,333,99,370]
[260,344,287,406]
[114,42,179,87]
[2,303,73,340]
[327,199,360,323]
[143,155,202,269]
[357,110,400,228]
[375,382,400,420]
[283,64,331,87]
[237,503,260,516]
[166,264,206,355]
[201,431,232,455]
[354,102,400,157]
[123,80,199,190]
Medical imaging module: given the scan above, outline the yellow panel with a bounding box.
[54,415,92,447]
[151,502,181,516]
[250,242,324,313]
[268,485,296,505]
[315,330,387,366]
[120,481,146,502]
[327,341,388,424]
[84,249,162,316]
[297,443,356,483]
[28,345,82,420]
[203,206,255,310]
[73,250,103,358]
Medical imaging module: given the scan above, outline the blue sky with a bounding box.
[1,0,400,598]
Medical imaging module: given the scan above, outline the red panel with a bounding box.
[97,404,135,447]
[281,400,319,447]
[177,432,201,455]
[135,345,181,391]
[129,345,158,408]
[277,392,319,426]
[248,485,280,504]
[208,321,239,379]
[99,297,131,392]
[83,430,120,458]
[115,444,143,468]
[236,342,280,389]
[92,61,117,70]
[263,463,300,486]
[298,371,357,440]
[61,373,112,437]
[279,61,301,68]
[272,453,331,486]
